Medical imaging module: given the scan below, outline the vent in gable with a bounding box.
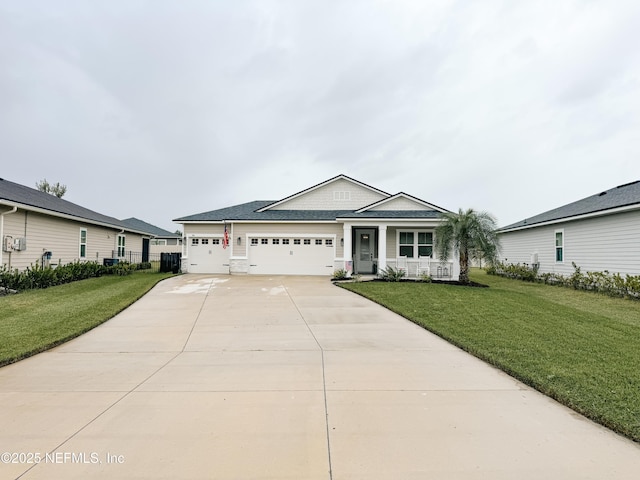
[333,191,351,201]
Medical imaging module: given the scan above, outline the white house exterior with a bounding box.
[498,180,640,276]
[174,175,460,279]
[0,178,153,270]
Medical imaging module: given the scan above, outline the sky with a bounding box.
[1,0,639,232]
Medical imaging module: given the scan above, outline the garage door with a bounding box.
[187,237,229,274]
[249,237,335,275]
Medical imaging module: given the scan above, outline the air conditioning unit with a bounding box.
[13,237,27,251]
[3,236,12,252]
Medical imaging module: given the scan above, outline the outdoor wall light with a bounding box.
[237,237,242,245]
[340,238,344,247]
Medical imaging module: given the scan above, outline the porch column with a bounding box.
[343,223,353,274]
[378,225,387,273]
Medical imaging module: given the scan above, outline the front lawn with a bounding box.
[341,269,640,442]
[0,272,173,367]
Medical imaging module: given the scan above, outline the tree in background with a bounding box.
[435,208,500,284]
[36,179,67,198]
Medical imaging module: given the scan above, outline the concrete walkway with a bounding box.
[1,275,639,479]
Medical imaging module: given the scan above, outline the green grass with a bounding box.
[341,269,640,442]
[0,272,174,367]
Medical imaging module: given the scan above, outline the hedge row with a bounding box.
[486,261,640,299]
[0,261,152,292]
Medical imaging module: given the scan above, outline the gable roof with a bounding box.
[499,180,640,232]
[174,176,446,223]
[256,174,390,212]
[355,192,449,213]
[120,218,180,238]
[0,178,149,235]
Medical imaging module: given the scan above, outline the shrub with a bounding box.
[333,269,348,280]
[488,261,640,300]
[378,266,406,282]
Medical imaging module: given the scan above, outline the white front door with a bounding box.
[355,229,375,274]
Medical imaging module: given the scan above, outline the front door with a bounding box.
[355,229,375,274]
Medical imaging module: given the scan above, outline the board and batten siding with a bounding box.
[369,197,431,211]
[499,209,640,276]
[1,209,144,271]
[269,178,387,211]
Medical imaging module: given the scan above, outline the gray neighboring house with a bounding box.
[120,217,183,254]
[174,174,459,278]
[0,178,152,270]
[498,180,640,276]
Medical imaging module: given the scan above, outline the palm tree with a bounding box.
[435,208,500,284]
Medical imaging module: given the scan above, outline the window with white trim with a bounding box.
[117,234,126,257]
[151,239,167,246]
[79,228,87,258]
[398,231,433,258]
[555,230,564,262]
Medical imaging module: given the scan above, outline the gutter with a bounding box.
[0,202,18,268]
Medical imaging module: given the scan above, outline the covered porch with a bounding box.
[341,222,458,280]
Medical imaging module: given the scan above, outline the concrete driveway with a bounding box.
[1,274,639,479]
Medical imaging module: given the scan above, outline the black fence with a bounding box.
[105,251,173,273]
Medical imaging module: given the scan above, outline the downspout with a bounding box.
[0,203,19,269]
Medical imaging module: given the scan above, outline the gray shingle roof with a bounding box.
[120,218,180,237]
[500,180,640,231]
[0,178,147,233]
[174,201,442,222]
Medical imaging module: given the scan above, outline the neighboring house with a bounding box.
[498,180,640,276]
[120,217,183,254]
[0,178,153,271]
[174,174,460,279]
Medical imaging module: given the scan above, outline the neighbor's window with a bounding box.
[555,230,564,262]
[398,231,433,258]
[79,228,87,258]
[151,239,167,246]
[117,234,126,257]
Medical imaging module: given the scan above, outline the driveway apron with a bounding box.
[0,274,639,479]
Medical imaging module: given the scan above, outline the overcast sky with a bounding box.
[1,0,639,232]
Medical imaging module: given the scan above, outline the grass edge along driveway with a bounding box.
[0,272,174,368]
[340,269,640,443]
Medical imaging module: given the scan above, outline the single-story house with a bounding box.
[498,180,640,276]
[0,178,153,270]
[120,217,183,254]
[174,174,460,279]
